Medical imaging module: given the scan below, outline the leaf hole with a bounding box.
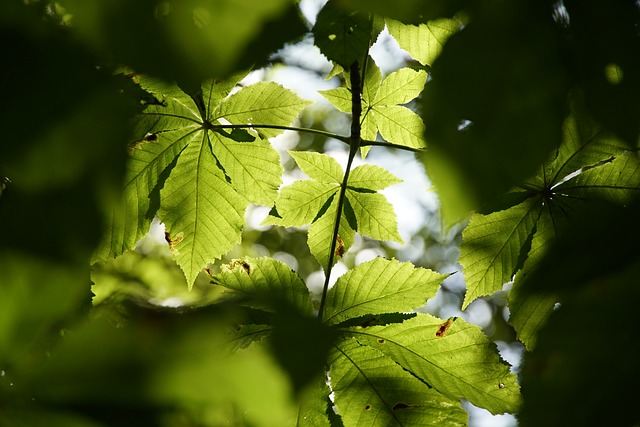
[328,34,337,41]
[364,404,371,411]
[377,338,385,344]
[393,403,411,411]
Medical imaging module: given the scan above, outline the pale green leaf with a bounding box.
[460,197,542,309]
[348,164,402,191]
[360,109,378,142]
[218,81,311,139]
[373,68,427,106]
[276,180,340,227]
[322,258,446,326]
[212,257,314,315]
[386,18,460,66]
[319,87,351,113]
[203,72,250,116]
[350,315,521,415]
[361,60,383,105]
[159,134,248,286]
[93,128,198,260]
[329,338,467,426]
[212,134,282,205]
[308,196,356,269]
[372,105,427,149]
[290,151,344,183]
[346,190,404,243]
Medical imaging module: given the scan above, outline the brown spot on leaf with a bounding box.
[335,235,345,257]
[436,317,456,338]
[164,231,184,255]
[393,403,412,411]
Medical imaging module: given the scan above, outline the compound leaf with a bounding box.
[97,78,307,288]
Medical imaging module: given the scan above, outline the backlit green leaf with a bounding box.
[308,195,356,269]
[347,164,403,191]
[350,315,521,414]
[212,257,314,315]
[346,190,403,243]
[329,338,467,426]
[460,197,542,310]
[386,18,460,67]
[322,258,446,326]
[159,133,248,286]
[290,151,345,183]
[276,180,340,227]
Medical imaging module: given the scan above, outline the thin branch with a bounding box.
[210,123,349,143]
[318,61,362,321]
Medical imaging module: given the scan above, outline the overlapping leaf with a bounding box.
[322,258,447,326]
[213,255,519,425]
[95,77,310,287]
[386,18,460,67]
[265,151,402,269]
[329,338,467,427]
[348,315,521,414]
[320,63,428,154]
[460,104,640,347]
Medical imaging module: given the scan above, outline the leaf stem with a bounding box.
[211,123,349,143]
[318,61,363,321]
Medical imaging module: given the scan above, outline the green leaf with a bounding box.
[308,195,356,269]
[212,257,315,315]
[420,4,570,223]
[218,81,311,139]
[318,87,352,113]
[159,133,248,286]
[350,315,521,415]
[276,180,340,227]
[372,105,426,149]
[211,133,283,205]
[460,197,542,310]
[346,190,404,243]
[94,128,198,261]
[386,18,460,67]
[313,0,375,68]
[347,164,403,191]
[322,258,446,326]
[290,151,345,183]
[373,68,428,106]
[556,150,640,205]
[296,375,334,427]
[97,78,307,287]
[508,203,563,350]
[329,338,467,426]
